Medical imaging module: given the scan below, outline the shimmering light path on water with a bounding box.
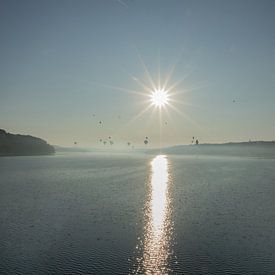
[133,155,175,274]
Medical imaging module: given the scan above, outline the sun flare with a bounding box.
[150,89,169,108]
[101,55,200,128]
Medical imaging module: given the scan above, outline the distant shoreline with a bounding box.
[196,141,275,146]
[0,129,55,157]
[153,141,275,158]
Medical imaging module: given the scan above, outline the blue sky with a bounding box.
[0,0,274,147]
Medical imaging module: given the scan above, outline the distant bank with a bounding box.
[157,141,275,158]
[0,129,55,156]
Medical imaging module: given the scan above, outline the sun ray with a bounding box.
[106,104,154,142]
[97,82,148,97]
[157,49,161,90]
[169,81,209,97]
[161,107,183,141]
[158,107,162,150]
[130,75,153,93]
[119,66,154,94]
[163,63,177,91]
[167,102,203,130]
[138,55,157,91]
[162,46,191,91]
[120,104,153,129]
[168,98,200,108]
[141,108,160,142]
[165,71,193,93]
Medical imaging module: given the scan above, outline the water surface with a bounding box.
[0,153,274,274]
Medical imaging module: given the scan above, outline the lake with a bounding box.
[0,153,274,274]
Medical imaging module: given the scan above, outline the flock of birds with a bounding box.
[191,136,199,145]
[73,114,152,148]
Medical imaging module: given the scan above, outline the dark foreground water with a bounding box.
[0,153,274,274]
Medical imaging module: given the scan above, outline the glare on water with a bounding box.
[134,155,174,274]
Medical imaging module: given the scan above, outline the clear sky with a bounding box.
[0,0,274,147]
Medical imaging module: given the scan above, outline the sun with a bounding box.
[150,89,169,108]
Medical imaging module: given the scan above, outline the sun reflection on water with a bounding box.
[133,155,174,274]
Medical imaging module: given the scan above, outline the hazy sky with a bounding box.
[1,0,274,147]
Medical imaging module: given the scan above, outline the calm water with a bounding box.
[0,153,274,274]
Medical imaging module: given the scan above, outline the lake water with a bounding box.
[0,153,274,274]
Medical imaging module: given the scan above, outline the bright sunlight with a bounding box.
[150,89,169,108]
